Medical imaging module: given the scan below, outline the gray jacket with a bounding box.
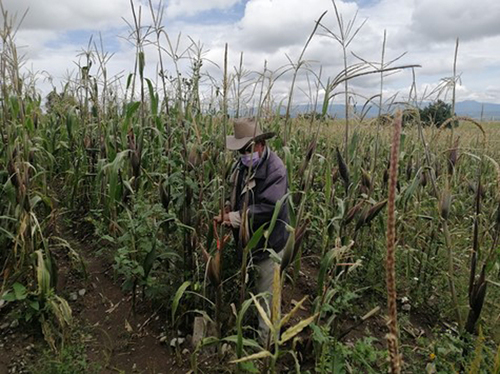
[230,148,289,262]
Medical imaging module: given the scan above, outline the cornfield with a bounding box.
[1,1,500,373]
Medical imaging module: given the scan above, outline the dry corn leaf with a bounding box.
[125,319,133,333]
[250,293,274,333]
[106,300,121,314]
[279,313,317,345]
[280,296,308,328]
[271,264,281,325]
[230,349,272,364]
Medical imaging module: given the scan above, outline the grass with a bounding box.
[30,342,101,374]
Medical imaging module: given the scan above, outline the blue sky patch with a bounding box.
[46,29,123,53]
[171,1,246,25]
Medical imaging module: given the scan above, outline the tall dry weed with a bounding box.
[386,111,402,373]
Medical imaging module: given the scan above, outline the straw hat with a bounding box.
[226,118,275,151]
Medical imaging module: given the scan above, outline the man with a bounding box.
[214,117,289,342]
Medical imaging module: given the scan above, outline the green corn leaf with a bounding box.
[265,193,290,243]
[194,336,219,351]
[126,73,134,90]
[65,108,75,141]
[280,227,295,272]
[348,131,359,161]
[10,96,19,119]
[122,179,134,196]
[25,117,34,132]
[325,162,332,204]
[321,78,332,118]
[283,146,293,187]
[102,150,130,204]
[402,167,423,207]
[172,281,191,324]
[29,300,40,311]
[29,195,43,210]
[126,101,141,122]
[317,248,337,297]
[287,197,297,227]
[237,298,255,358]
[138,51,145,79]
[246,224,266,252]
[0,216,16,222]
[0,227,16,241]
[145,78,158,117]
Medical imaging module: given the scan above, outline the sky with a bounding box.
[6,0,500,110]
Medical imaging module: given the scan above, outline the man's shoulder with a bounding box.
[267,150,283,163]
[266,150,286,173]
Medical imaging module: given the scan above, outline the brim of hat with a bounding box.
[226,132,276,151]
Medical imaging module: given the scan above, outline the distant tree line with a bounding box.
[296,100,457,127]
[377,100,457,128]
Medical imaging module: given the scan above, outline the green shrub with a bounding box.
[419,100,457,128]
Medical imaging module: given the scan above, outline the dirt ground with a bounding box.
[0,218,326,373]
[0,216,188,374]
[0,214,438,373]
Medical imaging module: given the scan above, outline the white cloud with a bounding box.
[410,0,500,42]
[5,0,132,31]
[160,0,500,105]
[237,0,358,52]
[2,0,500,105]
[16,29,59,59]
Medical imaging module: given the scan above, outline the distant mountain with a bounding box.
[287,100,500,120]
[454,100,500,120]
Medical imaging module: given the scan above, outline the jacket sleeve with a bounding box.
[246,166,287,230]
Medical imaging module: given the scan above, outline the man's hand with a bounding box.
[214,212,231,227]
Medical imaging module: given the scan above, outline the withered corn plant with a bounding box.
[231,264,317,373]
[0,3,79,351]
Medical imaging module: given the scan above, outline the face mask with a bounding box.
[241,151,260,168]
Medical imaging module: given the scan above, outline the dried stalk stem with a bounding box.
[386,111,402,373]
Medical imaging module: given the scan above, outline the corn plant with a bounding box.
[231,264,317,373]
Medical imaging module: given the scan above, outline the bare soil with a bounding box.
[64,227,183,373]
[0,215,188,374]
[0,216,439,373]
